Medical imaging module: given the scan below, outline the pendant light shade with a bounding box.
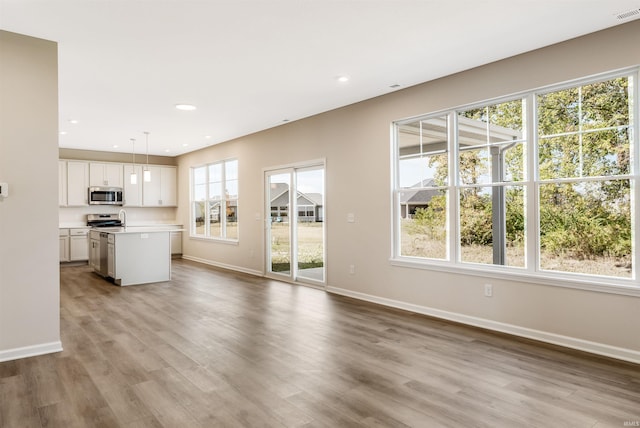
[143,131,151,182]
[130,138,138,184]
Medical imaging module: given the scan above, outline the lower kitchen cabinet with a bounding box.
[60,228,89,263]
[107,236,115,277]
[69,228,89,261]
[59,229,70,262]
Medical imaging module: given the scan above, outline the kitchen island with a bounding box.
[89,226,179,286]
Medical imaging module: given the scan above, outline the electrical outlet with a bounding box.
[484,283,493,297]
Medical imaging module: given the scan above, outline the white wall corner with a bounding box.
[326,286,640,365]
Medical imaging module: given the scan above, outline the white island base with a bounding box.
[89,227,174,286]
[112,230,171,286]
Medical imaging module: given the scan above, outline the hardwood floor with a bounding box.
[1,259,639,427]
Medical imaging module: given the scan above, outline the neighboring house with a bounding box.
[400,179,440,218]
[209,199,238,222]
[270,183,323,222]
[194,199,238,224]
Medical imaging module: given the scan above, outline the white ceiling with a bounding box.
[1,1,639,157]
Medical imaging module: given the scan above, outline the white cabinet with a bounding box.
[123,164,143,206]
[90,162,123,187]
[107,235,115,277]
[59,229,70,262]
[59,161,67,206]
[69,228,89,261]
[143,166,177,207]
[67,161,89,206]
[59,159,176,208]
[109,231,171,286]
[161,166,177,206]
[142,166,162,206]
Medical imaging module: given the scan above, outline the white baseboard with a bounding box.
[0,341,63,363]
[182,255,264,277]
[327,286,640,365]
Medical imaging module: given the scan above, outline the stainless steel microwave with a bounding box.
[88,186,123,205]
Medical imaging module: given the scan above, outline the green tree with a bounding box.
[537,78,631,259]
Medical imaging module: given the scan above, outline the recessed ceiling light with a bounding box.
[182,143,189,147]
[337,75,349,83]
[69,119,78,124]
[205,135,212,139]
[59,131,67,135]
[175,104,197,111]
[165,149,171,153]
[112,145,119,148]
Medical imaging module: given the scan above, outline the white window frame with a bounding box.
[190,158,239,242]
[391,68,640,296]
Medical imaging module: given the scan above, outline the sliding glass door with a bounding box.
[266,164,325,285]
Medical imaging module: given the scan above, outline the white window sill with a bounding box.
[389,257,640,297]
[189,235,239,245]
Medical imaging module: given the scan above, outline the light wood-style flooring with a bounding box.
[1,259,639,427]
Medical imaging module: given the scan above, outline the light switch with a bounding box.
[347,213,355,223]
[0,182,8,197]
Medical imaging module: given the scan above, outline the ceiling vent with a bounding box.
[615,8,640,20]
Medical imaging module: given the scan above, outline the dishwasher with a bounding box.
[98,232,109,277]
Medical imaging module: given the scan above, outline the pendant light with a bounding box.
[130,138,138,185]
[143,131,151,182]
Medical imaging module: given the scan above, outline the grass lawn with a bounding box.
[401,219,631,278]
[270,222,324,269]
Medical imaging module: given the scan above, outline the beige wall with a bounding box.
[178,21,640,362]
[0,31,61,360]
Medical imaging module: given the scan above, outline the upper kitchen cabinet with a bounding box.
[90,162,123,187]
[66,161,89,206]
[142,165,177,207]
[58,160,67,206]
[123,164,143,206]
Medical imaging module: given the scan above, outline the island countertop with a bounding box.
[93,225,184,234]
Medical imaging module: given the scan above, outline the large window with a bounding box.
[393,70,637,287]
[191,159,238,240]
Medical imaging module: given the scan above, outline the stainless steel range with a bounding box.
[86,213,123,228]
